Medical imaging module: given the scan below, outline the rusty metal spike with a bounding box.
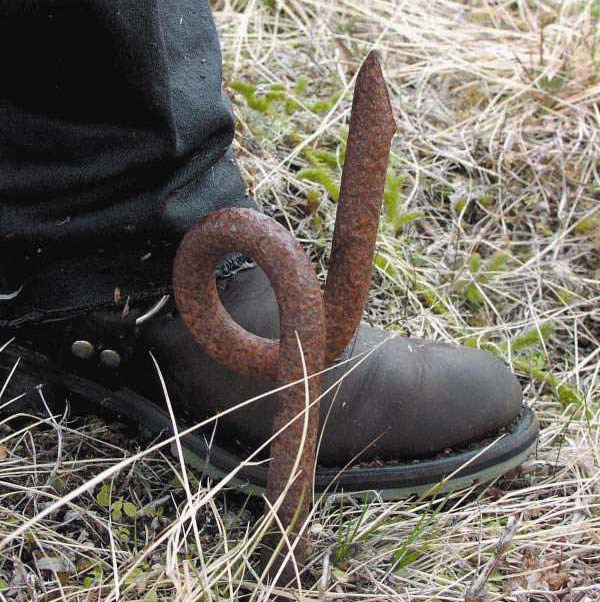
[324,50,397,362]
[173,51,395,585]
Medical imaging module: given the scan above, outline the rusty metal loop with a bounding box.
[173,207,325,574]
[173,208,324,381]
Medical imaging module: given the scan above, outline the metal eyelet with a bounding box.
[71,340,95,360]
[100,349,121,368]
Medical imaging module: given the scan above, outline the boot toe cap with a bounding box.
[320,333,524,465]
[403,342,523,453]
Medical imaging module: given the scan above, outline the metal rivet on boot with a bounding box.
[71,340,95,360]
[100,349,121,368]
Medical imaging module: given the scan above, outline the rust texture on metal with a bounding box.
[173,207,280,381]
[173,51,395,582]
[324,51,396,362]
[173,208,325,574]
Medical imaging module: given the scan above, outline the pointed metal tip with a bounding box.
[365,49,381,64]
[359,50,383,78]
[353,50,396,137]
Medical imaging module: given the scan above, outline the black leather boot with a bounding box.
[1,264,538,499]
[0,0,537,500]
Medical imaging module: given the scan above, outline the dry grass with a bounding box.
[1,0,599,600]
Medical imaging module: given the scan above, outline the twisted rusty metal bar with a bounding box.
[173,50,395,583]
[174,209,325,578]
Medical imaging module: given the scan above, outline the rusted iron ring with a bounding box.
[173,208,324,381]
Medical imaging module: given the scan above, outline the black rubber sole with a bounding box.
[177,408,538,499]
[2,343,539,499]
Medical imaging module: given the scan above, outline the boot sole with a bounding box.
[2,344,538,500]
[175,407,538,499]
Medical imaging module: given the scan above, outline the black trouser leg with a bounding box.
[0,0,255,328]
